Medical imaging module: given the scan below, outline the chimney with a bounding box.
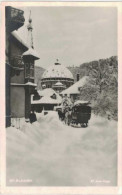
[77,73,80,81]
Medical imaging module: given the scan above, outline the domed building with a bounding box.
[41,60,74,92]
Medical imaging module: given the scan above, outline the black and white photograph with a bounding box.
[2,2,121,190]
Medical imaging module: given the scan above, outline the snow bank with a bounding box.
[6,112,117,186]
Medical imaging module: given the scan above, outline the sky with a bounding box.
[16,6,117,69]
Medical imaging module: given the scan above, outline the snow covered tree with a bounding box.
[79,56,118,120]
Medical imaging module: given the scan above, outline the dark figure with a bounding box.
[64,108,72,125]
[58,109,65,121]
[29,111,37,124]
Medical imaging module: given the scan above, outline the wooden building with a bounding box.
[6,6,39,127]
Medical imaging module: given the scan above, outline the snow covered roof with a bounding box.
[11,82,37,87]
[11,31,39,60]
[11,30,28,49]
[23,48,40,60]
[74,100,90,106]
[54,81,64,86]
[25,82,37,86]
[37,88,57,97]
[32,88,62,104]
[42,62,74,80]
[53,81,66,89]
[32,96,62,104]
[60,76,89,95]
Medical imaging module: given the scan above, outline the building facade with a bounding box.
[6,6,25,127]
[6,6,39,127]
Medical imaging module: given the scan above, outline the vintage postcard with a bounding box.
[0,1,122,195]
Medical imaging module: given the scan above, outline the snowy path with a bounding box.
[6,111,117,186]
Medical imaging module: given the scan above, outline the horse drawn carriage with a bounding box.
[55,100,91,127]
[65,101,91,127]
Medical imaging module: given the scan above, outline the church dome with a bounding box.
[42,60,73,80]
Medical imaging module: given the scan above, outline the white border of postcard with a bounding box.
[0,1,122,195]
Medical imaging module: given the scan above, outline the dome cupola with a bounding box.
[41,60,74,90]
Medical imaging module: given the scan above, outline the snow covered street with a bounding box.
[6,111,117,186]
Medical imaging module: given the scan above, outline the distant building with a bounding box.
[41,59,74,91]
[31,88,62,112]
[60,76,89,102]
[6,7,39,127]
